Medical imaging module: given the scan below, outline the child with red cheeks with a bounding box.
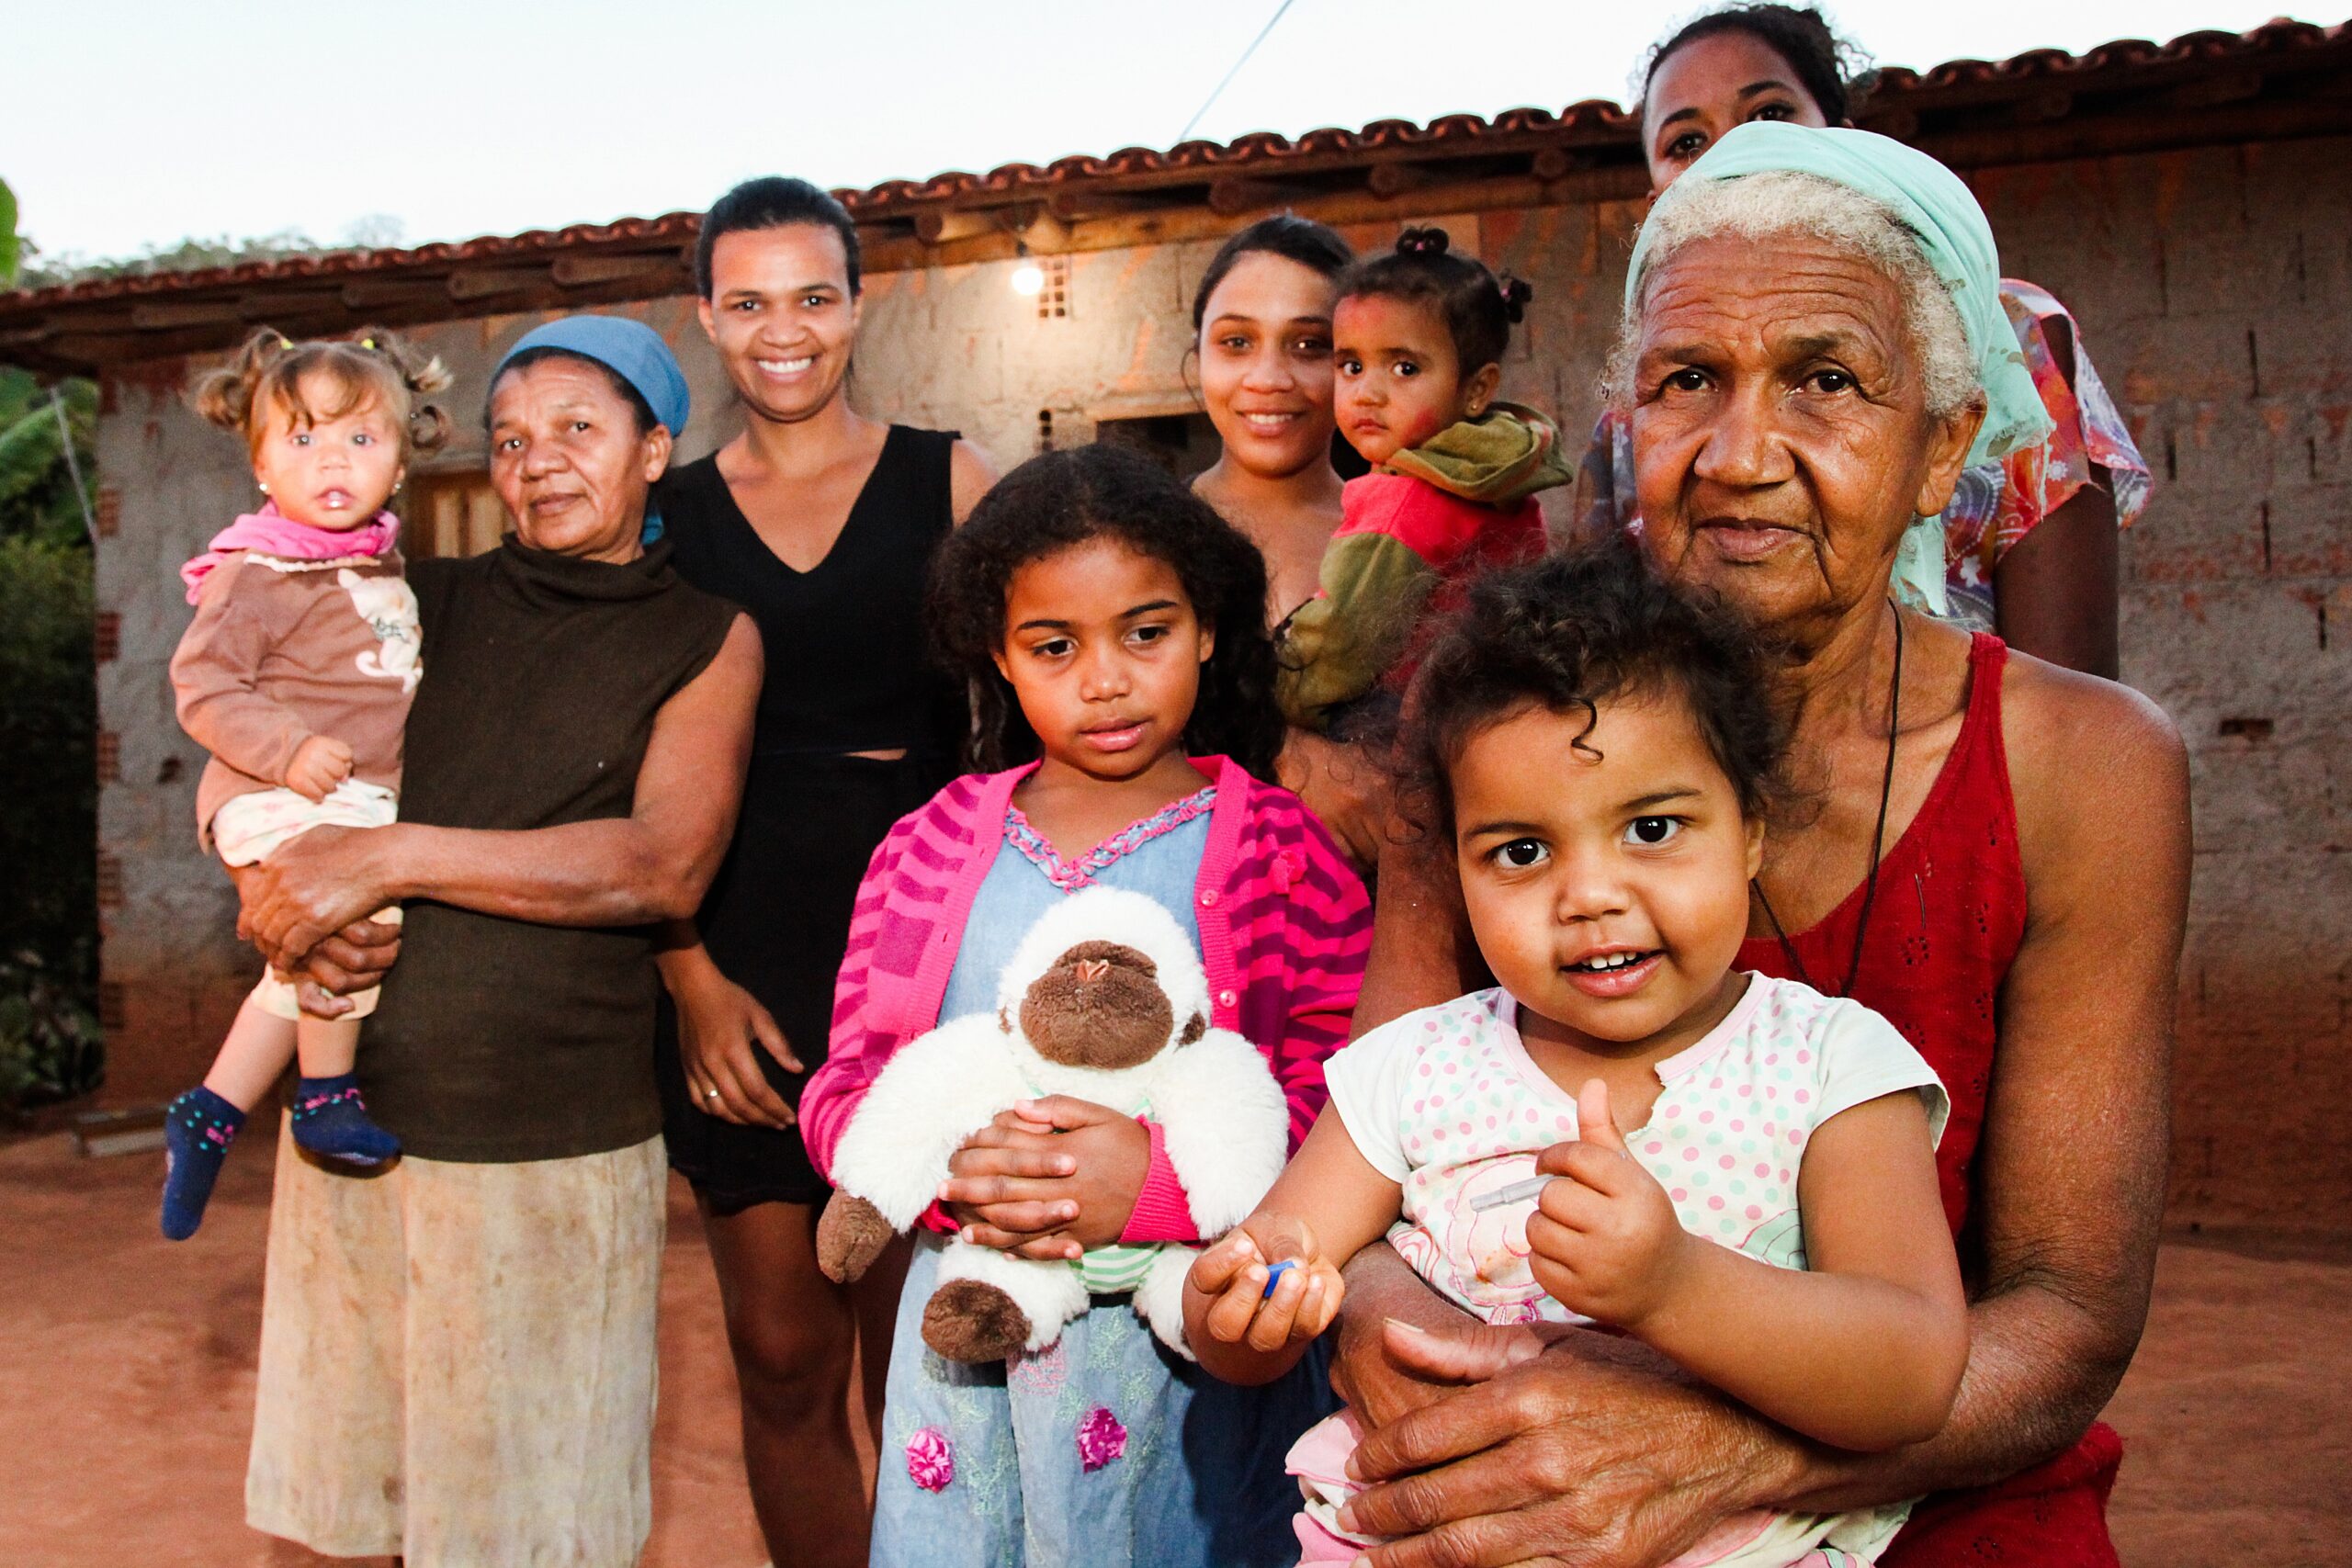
[1187,544,1970,1568]
[1273,227,1569,735]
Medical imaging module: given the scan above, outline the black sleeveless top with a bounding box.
[361,539,738,1163]
[656,425,965,760]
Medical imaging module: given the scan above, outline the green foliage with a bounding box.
[1,176,17,287]
[10,220,395,293]
[0,407,97,1101]
[0,534,96,976]
[0,369,97,547]
[0,950,102,1108]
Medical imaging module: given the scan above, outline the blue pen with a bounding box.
[1261,1258,1299,1298]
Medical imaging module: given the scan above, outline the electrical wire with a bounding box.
[1177,0,1297,143]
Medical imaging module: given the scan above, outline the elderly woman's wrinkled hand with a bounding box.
[233,825,392,972]
[1339,1331,1791,1568]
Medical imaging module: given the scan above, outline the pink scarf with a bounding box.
[180,501,401,604]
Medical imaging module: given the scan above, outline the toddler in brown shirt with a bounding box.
[161,328,451,1240]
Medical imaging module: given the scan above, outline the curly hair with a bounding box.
[1337,227,1530,375]
[192,325,452,458]
[928,443,1284,779]
[1400,539,1791,842]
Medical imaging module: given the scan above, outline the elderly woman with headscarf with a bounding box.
[230,315,762,1568]
[1331,126,2189,1568]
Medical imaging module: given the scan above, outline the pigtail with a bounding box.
[352,326,455,457]
[1497,275,1533,324]
[1340,231,1525,371]
[188,327,295,442]
[188,324,453,459]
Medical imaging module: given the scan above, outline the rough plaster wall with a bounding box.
[92,144,2352,1226]
[1972,139,2352,1228]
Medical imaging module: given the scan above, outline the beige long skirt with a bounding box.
[244,1122,667,1567]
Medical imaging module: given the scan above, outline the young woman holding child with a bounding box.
[798,441,1373,1567]
[1186,215,1356,624]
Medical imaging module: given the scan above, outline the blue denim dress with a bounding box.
[871,788,1333,1568]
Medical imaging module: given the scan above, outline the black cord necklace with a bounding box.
[1753,600,1904,999]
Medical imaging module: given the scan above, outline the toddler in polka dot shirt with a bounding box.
[1182,547,1968,1567]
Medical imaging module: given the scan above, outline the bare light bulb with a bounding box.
[1010,261,1046,297]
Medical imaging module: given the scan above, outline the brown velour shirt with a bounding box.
[170,549,417,847]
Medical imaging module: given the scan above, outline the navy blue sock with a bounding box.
[162,1087,245,1240]
[289,1074,401,1165]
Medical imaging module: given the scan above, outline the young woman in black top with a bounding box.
[652,177,996,1568]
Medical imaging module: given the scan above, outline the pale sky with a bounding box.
[3,0,2319,262]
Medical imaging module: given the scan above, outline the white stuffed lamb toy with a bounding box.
[816,886,1289,1363]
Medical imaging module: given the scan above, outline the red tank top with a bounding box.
[1742,634,2122,1567]
[1739,632,2024,1236]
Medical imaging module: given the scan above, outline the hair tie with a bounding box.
[1498,276,1533,323]
[1396,227,1450,256]
[275,334,294,350]
[359,336,378,351]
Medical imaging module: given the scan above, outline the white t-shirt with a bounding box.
[1323,974,1949,1324]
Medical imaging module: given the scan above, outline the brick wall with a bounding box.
[91,138,2352,1224]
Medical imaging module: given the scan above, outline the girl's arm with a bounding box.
[1264,800,1378,1145]
[1183,1110,1405,1387]
[798,818,920,1180]
[237,615,761,959]
[170,584,315,786]
[1528,1082,1966,1453]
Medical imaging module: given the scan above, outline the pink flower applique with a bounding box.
[1075,1405,1127,1472]
[905,1427,955,1493]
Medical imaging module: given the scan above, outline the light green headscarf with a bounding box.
[1623,122,2050,612]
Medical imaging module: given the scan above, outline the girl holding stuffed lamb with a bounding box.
[797,442,1373,1568]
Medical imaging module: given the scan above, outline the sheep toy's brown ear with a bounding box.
[1181,1013,1205,1044]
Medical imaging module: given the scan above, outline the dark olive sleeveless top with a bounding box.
[656,425,965,760]
[359,538,738,1163]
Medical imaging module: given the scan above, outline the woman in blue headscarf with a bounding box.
[1335,125,2188,1568]
[231,314,763,1568]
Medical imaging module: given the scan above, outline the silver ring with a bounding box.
[704,1089,719,1100]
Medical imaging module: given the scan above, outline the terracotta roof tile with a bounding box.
[3,17,2344,373]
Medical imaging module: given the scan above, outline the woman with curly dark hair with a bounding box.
[799,441,1374,1567]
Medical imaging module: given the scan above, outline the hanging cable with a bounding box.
[51,386,97,546]
[1177,0,1297,143]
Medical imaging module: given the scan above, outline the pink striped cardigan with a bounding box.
[800,755,1373,1242]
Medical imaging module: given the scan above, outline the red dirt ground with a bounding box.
[1,1121,2345,1567]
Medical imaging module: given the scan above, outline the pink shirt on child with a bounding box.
[799,755,1373,1243]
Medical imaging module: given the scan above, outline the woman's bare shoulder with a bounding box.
[1998,647,2189,877]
